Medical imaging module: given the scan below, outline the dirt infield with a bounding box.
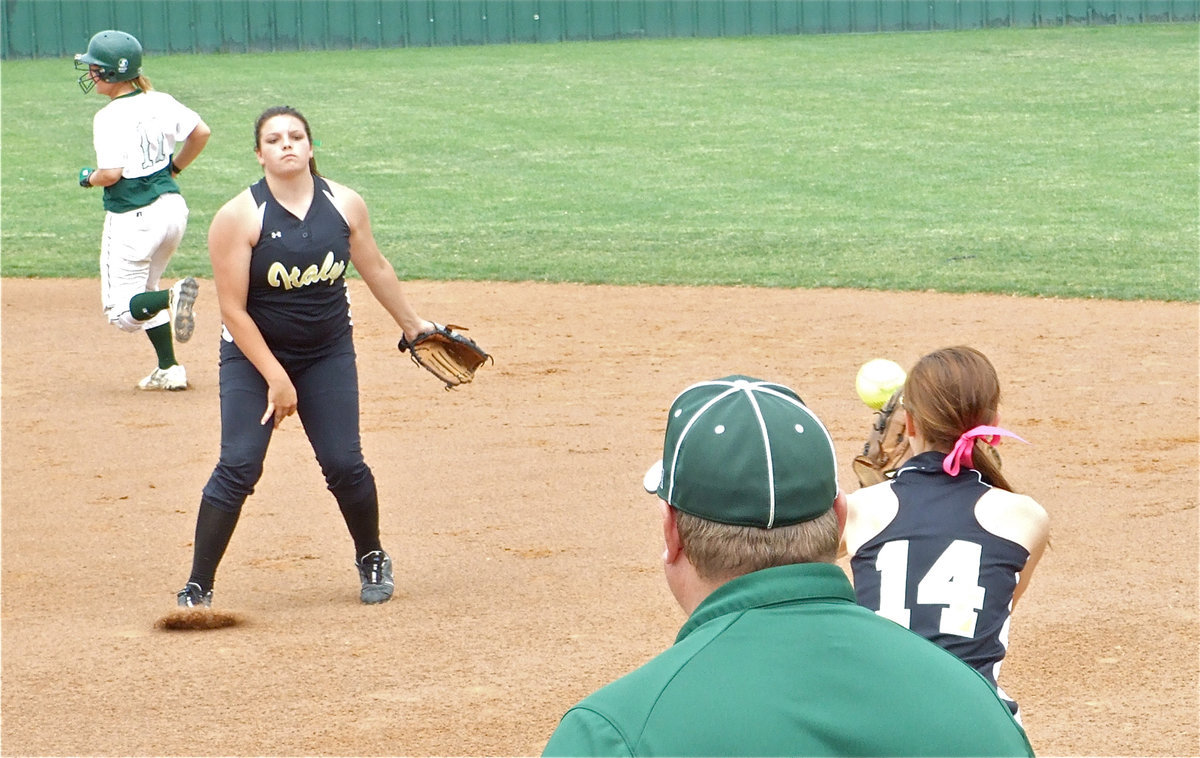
[2,278,1197,756]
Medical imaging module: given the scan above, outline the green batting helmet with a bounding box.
[74,30,143,93]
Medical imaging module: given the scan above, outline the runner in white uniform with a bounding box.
[75,30,210,390]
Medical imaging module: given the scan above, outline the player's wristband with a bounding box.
[169,159,182,175]
[78,167,93,188]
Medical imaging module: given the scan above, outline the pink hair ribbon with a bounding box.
[943,425,1028,476]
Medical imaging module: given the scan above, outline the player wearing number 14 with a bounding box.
[841,346,1050,723]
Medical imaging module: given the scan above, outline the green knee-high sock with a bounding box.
[145,323,177,369]
[129,290,169,321]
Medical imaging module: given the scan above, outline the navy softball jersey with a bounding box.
[850,451,1030,713]
[203,175,374,515]
[241,175,352,357]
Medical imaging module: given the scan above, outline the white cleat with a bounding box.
[138,364,188,391]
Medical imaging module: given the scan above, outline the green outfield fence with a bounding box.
[2,0,1197,58]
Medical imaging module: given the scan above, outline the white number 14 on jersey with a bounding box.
[874,539,986,637]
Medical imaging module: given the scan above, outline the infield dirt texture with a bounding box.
[2,278,1197,755]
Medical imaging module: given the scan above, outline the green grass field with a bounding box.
[2,24,1196,300]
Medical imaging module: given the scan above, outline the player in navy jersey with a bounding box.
[841,346,1050,722]
[176,106,436,608]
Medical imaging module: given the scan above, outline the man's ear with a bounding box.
[832,491,848,538]
[660,500,684,564]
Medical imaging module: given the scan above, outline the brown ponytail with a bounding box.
[903,346,1015,492]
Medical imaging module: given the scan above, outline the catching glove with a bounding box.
[398,324,492,390]
[852,390,911,488]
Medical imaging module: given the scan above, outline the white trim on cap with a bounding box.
[741,386,777,528]
[664,383,739,507]
[744,381,840,488]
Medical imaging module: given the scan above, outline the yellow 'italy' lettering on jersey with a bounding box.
[266,251,346,290]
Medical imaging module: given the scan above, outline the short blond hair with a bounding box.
[676,506,840,582]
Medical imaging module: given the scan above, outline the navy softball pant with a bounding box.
[201,338,377,515]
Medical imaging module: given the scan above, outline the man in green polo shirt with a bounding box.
[543,376,1034,757]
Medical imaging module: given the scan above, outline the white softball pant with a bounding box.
[99,192,189,333]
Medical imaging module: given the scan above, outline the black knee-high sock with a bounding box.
[188,498,240,593]
[337,483,382,561]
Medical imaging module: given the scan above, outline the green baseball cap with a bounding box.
[643,376,838,528]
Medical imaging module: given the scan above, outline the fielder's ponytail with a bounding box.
[903,346,1016,492]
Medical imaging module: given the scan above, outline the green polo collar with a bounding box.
[677,562,856,643]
